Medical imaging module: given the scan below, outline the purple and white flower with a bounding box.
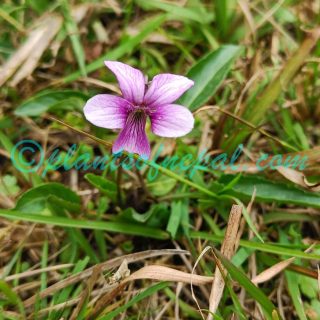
[83,61,195,159]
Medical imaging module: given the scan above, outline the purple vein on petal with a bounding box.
[150,104,194,137]
[104,61,146,105]
[83,94,130,129]
[112,110,151,159]
[144,74,194,108]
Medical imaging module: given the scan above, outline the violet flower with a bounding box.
[84,61,194,159]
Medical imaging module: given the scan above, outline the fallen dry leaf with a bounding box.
[252,257,295,284]
[0,14,62,87]
[207,204,243,320]
[252,244,316,284]
[276,166,320,191]
[89,264,213,319]
[70,264,102,320]
[124,265,213,286]
[10,15,63,86]
[23,249,188,308]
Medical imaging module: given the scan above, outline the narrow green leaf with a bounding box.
[99,282,168,320]
[234,198,264,243]
[0,7,24,32]
[40,241,48,307]
[62,14,167,84]
[286,272,307,319]
[0,280,25,317]
[60,0,87,76]
[0,210,169,240]
[190,231,320,260]
[166,201,183,238]
[67,229,100,263]
[264,212,318,224]
[214,0,229,38]
[135,0,213,24]
[214,249,281,320]
[50,257,90,319]
[164,288,201,319]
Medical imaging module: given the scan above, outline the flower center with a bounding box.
[131,104,156,115]
[126,109,147,128]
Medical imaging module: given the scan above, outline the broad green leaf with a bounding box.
[147,176,177,197]
[220,175,320,208]
[0,210,169,240]
[14,90,87,117]
[179,45,241,110]
[310,300,320,319]
[15,183,81,213]
[85,173,118,202]
[299,276,318,299]
[119,203,169,228]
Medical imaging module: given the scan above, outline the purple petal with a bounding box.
[104,61,145,105]
[84,94,130,129]
[150,104,194,137]
[112,111,150,159]
[144,74,194,108]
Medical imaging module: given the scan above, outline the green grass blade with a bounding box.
[60,0,87,76]
[286,272,307,320]
[0,210,169,240]
[190,231,320,260]
[214,249,281,320]
[0,280,25,318]
[62,14,167,84]
[99,282,168,320]
[135,0,213,23]
[234,198,264,243]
